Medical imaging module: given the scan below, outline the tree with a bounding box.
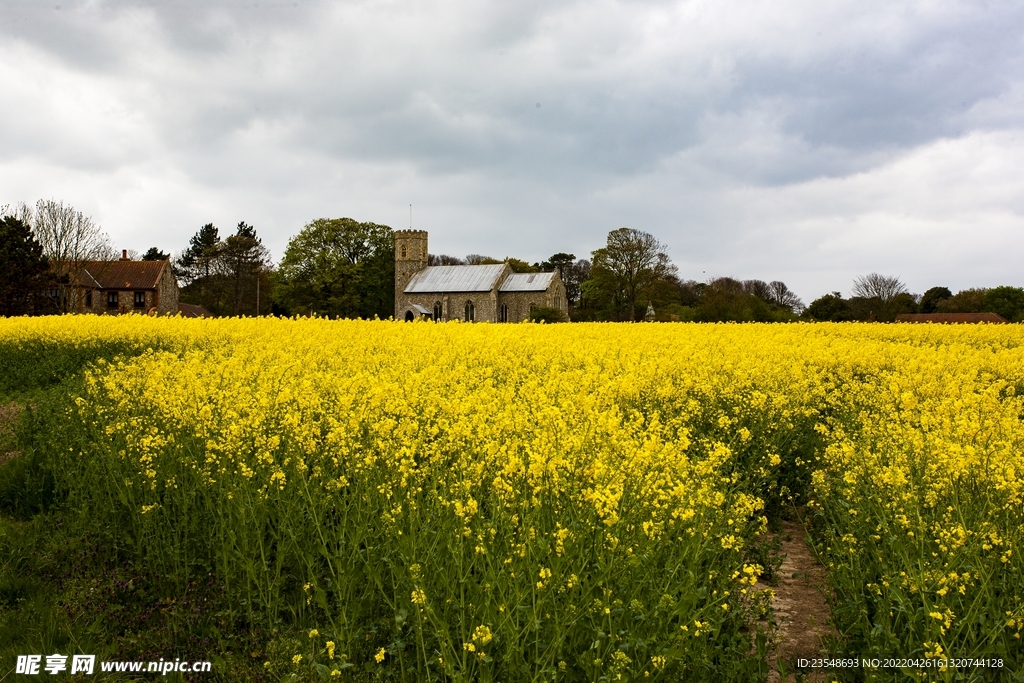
[563,258,591,309]
[175,224,221,285]
[589,228,677,321]
[538,253,576,277]
[529,306,568,323]
[26,199,114,312]
[851,273,910,321]
[176,222,271,316]
[428,254,466,266]
[0,215,53,316]
[766,281,804,313]
[466,254,500,265]
[936,288,986,314]
[142,247,170,261]
[982,286,1024,321]
[695,277,778,322]
[503,258,538,273]
[804,292,855,321]
[536,254,590,309]
[919,286,952,314]
[275,217,394,319]
[220,222,273,316]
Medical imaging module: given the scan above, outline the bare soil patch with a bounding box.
[765,519,836,683]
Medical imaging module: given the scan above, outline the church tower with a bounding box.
[394,230,428,318]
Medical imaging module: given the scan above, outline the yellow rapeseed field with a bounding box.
[0,316,1021,681]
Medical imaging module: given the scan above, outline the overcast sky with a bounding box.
[2,0,1022,302]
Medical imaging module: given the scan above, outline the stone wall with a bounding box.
[497,272,569,322]
[72,261,179,315]
[394,230,428,318]
[398,291,499,322]
[156,264,179,314]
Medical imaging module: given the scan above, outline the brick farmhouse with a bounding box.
[67,251,179,315]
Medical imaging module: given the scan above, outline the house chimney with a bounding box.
[121,249,128,261]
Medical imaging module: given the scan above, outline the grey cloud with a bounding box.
[1,0,1023,302]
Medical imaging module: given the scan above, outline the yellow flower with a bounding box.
[374,648,386,663]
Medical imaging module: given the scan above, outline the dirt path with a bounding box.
[765,519,835,683]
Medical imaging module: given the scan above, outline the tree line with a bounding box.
[804,275,1024,322]
[2,200,1022,322]
[264,221,808,322]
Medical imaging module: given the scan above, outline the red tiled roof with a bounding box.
[896,312,1009,324]
[79,260,169,290]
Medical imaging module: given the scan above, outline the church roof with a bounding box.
[499,272,555,292]
[404,264,506,293]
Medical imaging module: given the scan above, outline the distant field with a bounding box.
[0,317,1021,682]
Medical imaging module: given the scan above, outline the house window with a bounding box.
[134,291,146,308]
[85,291,92,308]
[107,292,118,308]
[500,303,508,322]
[464,301,475,322]
[433,301,443,320]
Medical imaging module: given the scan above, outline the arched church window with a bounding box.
[400,245,408,259]
[500,303,508,322]
[433,301,443,320]
[464,301,475,322]
[405,310,415,322]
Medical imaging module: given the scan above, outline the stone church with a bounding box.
[394,230,569,322]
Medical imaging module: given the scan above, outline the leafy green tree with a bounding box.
[589,228,676,321]
[982,286,1024,321]
[936,288,986,313]
[0,216,53,316]
[504,258,538,273]
[275,217,394,319]
[528,306,568,323]
[919,286,952,314]
[695,277,781,322]
[804,292,855,321]
[142,247,170,261]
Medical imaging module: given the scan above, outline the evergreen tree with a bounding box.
[0,216,53,316]
[142,247,170,261]
[221,222,272,316]
[175,223,220,285]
